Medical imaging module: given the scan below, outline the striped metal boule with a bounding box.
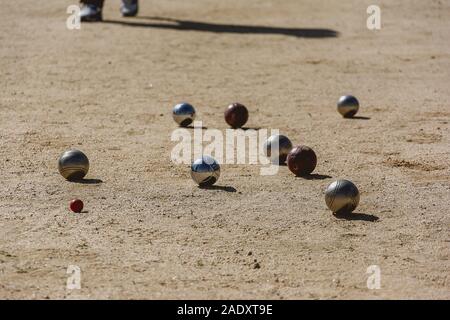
[337,95,359,118]
[58,149,89,181]
[325,179,360,214]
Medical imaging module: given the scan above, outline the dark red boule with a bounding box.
[224,103,249,128]
[287,145,317,176]
[69,199,84,213]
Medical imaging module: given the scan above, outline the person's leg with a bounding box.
[121,0,138,17]
[79,0,104,22]
[81,0,104,7]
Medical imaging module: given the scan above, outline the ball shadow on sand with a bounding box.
[186,125,208,130]
[241,127,261,131]
[348,116,371,120]
[296,173,332,180]
[333,212,379,222]
[70,179,103,185]
[198,185,237,193]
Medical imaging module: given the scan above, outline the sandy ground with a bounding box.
[0,0,449,299]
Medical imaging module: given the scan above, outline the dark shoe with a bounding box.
[80,4,102,22]
[121,0,138,17]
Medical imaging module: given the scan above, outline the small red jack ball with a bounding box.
[70,199,84,213]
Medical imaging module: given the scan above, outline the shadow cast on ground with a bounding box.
[199,185,237,192]
[71,179,103,185]
[241,127,261,131]
[333,212,379,222]
[186,125,208,130]
[348,116,371,120]
[300,173,332,180]
[102,16,339,39]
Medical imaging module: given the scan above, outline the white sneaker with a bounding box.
[80,4,102,22]
[121,0,138,17]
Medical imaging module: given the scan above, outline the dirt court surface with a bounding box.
[1,0,449,299]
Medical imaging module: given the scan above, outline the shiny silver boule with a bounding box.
[191,155,220,187]
[325,180,360,214]
[173,103,196,127]
[58,149,89,181]
[263,134,293,164]
[337,95,359,118]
